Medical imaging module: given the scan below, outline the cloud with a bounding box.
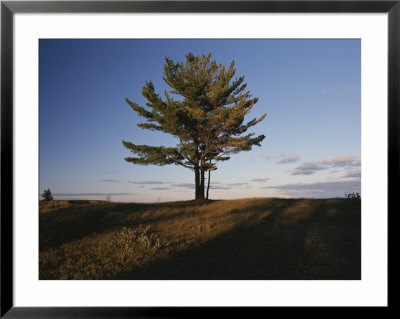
[101,179,120,183]
[291,155,360,176]
[150,187,170,191]
[127,180,166,185]
[261,179,361,198]
[277,154,301,164]
[250,178,270,182]
[209,185,231,190]
[320,155,359,167]
[169,181,250,190]
[226,182,248,187]
[342,170,361,179]
[265,153,301,164]
[170,183,194,189]
[291,162,326,175]
[54,192,131,197]
[210,184,251,190]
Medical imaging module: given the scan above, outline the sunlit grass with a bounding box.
[39,197,361,280]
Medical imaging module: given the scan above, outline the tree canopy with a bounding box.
[42,188,53,202]
[123,53,266,200]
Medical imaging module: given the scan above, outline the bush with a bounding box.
[345,192,361,200]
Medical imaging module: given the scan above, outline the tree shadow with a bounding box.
[39,198,361,280]
[117,199,361,280]
[39,200,220,251]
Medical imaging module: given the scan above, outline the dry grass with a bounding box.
[39,197,361,280]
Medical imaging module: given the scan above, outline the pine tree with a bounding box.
[42,188,53,201]
[123,53,266,200]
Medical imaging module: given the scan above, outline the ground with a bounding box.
[39,197,361,280]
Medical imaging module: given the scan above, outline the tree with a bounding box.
[42,188,53,201]
[122,53,266,200]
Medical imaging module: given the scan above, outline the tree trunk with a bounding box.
[194,165,205,200]
[206,168,211,200]
[200,165,205,199]
[195,166,200,199]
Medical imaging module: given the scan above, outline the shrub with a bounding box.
[345,192,361,200]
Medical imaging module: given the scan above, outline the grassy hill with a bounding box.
[39,197,361,280]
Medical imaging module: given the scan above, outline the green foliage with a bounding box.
[42,188,53,202]
[123,53,266,199]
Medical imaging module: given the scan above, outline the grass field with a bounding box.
[39,197,361,280]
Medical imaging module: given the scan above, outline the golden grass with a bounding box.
[39,197,361,280]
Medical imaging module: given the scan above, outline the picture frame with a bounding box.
[1,0,396,317]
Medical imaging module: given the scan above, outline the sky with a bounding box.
[39,39,361,202]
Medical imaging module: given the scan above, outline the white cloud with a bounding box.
[265,153,301,164]
[277,154,301,164]
[320,155,359,167]
[261,179,361,198]
[291,155,361,176]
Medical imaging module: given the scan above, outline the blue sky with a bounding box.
[39,39,361,202]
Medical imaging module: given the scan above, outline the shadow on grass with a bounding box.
[117,199,361,280]
[39,198,360,280]
[39,200,219,251]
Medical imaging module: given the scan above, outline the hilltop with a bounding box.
[39,197,361,280]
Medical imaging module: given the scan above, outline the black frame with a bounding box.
[1,1,396,317]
